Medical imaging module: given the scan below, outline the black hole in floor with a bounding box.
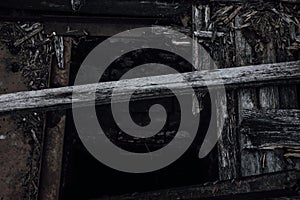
[60,37,219,200]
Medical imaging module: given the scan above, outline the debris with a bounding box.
[211,5,234,20]
[71,0,84,12]
[0,22,53,199]
[284,153,300,158]
[82,29,89,36]
[0,135,6,140]
[0,23,53,90]
[234,23,251,30]
[66,26,79,34]
[13,24,43,47]
[14,111,46,199]
[54,36,65,69]
[287,43,300,50]
[296,35,300,43]
[223,6,243,24]
[31,129,39,145]
[171,40,191,46]
[194,2,300,66]
[271,8,295,24]
[194,31,225,38]
[20,23,42,32]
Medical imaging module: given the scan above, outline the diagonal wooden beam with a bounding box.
[0,61,299,114]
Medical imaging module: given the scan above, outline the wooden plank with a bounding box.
[240,109,300,149]
[43,21,159,37]
[257,3,294,175]
[235,12,257,178]
[0,0,298,16]
[0,0,190,17]
[192,3,241,180]
[0,61,299,114]
[215,10,244,180]
[43,22,190,37]
[38,37,71,200]
[209,0,300,2]
[105,170,300,200]
[240,109,300,172]
[42,16,175,37]
[218,90,239,180]
[0,0,297,22]
[231,1,300,177]
[192,4,228,177]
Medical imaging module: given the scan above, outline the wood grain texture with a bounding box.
[235,12,258,178]
[241,109,300,149]
[38,37,71,200]
[0,61,299,114]
[0,0,191,17]
[233,1,300,176]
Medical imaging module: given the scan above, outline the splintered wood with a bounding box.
[193,1,300,180]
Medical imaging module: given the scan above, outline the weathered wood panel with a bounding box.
[236,1,300,176]
[234,9,260,178]
[192,3,240,180]
[192,4,230,179]
[217,90,239,180]
[105,170,300,200]
[0,61,299,114]
[193,1,300,179]
[240,109,300,174]
[241,109,300,150]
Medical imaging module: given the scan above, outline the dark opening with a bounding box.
[60,37,219,200]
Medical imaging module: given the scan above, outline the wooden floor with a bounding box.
[0,1,299,199]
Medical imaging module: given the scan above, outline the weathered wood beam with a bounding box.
[0,0,190,17]
[194,30,225,38]
[104,170,300,200]
[38,37,72,200]
[208,0,300,2]
[0,13,177,36]
[43,22,190,37]
[0,0,298,24]
[0,0,298,17]
[0,61,299,114]
[0,12,190,37]
[240,109,300,149]
[43,21,168,37]
[0,10,173,25]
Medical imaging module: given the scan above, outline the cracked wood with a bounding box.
[0,61,299,114]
